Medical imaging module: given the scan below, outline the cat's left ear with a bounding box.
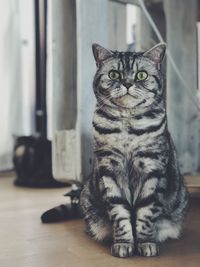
[143,43,166,64]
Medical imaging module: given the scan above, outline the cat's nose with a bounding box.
[123,82,132,89]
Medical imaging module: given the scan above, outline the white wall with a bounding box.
[0,0,35,170]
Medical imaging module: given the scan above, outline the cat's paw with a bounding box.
[137,242,159,257]
[111,243,134,258]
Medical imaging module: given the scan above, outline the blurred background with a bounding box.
[1,0,200,185]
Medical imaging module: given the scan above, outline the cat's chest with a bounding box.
[93,112,167,157]
[93,114,135,149]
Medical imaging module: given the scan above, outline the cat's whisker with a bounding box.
[96,95,115,111]
[97,93,113,104]
[96,96,112,107]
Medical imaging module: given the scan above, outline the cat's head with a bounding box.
[92,43,166,109]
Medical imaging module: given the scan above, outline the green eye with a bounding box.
[108,70,121,80]
[136,71,148,81]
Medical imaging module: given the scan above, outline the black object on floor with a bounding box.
[41,186,83,223]
[13,136,70,188]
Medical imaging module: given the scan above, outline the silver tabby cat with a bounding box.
[80,43,189,258]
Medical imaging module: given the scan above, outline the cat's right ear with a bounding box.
[92,43,112,66]
[143,43,166,64]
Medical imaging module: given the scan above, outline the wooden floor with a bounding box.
[0,175,200,267]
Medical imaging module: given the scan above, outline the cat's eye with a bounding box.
[136,71,148,81]
[108,70,121,80]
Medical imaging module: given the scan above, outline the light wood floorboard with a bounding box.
[0,175,200,267]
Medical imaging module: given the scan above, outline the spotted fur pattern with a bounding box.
[80,43,189,258]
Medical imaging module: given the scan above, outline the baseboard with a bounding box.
[185,175,200,197]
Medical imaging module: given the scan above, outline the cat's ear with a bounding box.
[92,43,113,65]
[143,43,166,64]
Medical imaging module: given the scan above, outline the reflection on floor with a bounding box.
[0,175,200,267]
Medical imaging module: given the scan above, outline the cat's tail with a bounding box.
[41,184,83,223]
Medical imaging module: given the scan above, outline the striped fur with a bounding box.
[80,43,189,258]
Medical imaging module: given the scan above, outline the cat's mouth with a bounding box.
[111,86,142,101]
[126,93,139,99]
[111,94,142,108]
[117,93,139,100]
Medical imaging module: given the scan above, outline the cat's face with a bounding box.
[92,43,166,109]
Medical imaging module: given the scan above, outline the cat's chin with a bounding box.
[111,95,140,109]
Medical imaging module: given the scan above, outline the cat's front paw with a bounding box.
[111,243,134,258]
[137,242,159,257]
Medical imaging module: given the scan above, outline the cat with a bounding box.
[80,43,189,258]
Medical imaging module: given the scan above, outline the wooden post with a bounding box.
[48,0,77,134]
[164,0,200,174]
[76,0,109,181]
